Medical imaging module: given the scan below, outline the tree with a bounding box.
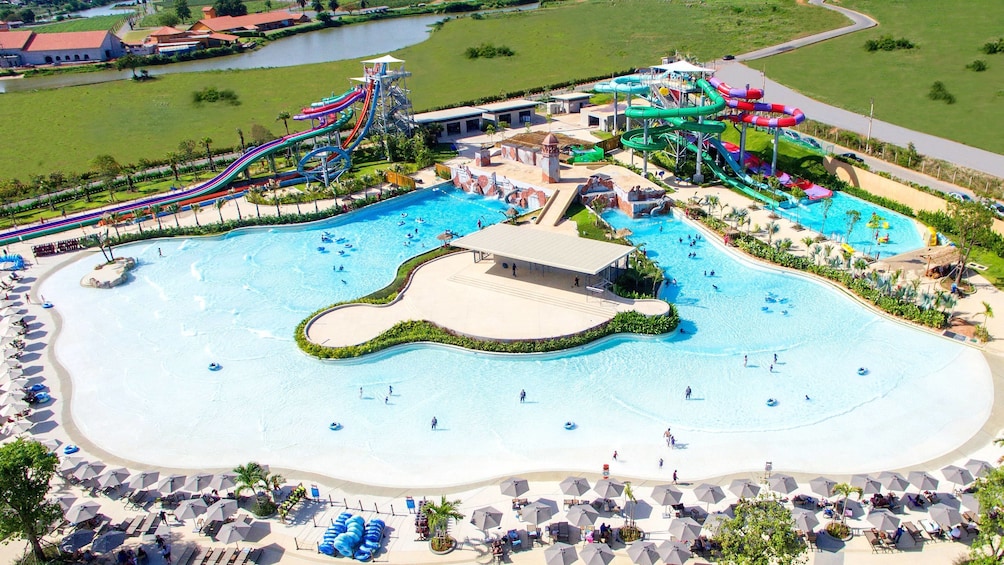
[717,493,806,565]
[264,0,272,10]
[175,0,191,21]
[149,204,163,230]
[16,8,35,23]
[296,0,307,11]
[947,199,994,285]
[276,111,291,136]
[115,53,145,79]
[311,0,323,13]
[831,483,862,526]
[819,197,833,237]
[215,198,226,224]
[327,0,338,11]
[236,128,246,153]
[158,12,180,27]
[167,203,181,228]
[423,496,464,552]
[166,152,181,182]
[228,189,242,220]
[844,209,861,242]
[0,439,62,563]
[178,139,198,169]
[202,137,215,172]
[92,154,121,203]
[249,123,276,145]
[190,203,202,226]
[589,195,608,227]
[213,0,248,17]
[134,208,145,233]
[704,195,718,216]
[981,301,994,329]
[766,221,779,245]
[968,464,1004,564]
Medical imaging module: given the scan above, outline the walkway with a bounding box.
[735,0,877,62]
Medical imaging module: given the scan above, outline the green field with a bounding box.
[759,0,1004,155]
[0,0,845,181]
[32,14,128,32]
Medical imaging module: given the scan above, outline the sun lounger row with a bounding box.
[192,547,261,565]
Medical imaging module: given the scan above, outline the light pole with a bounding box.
[865,98,874,153]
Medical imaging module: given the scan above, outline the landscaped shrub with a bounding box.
[464,42,515,59]
[966,60,988,72]
[981,38,1004,55]
[864,35,916,52]
[192,87,240,106]
[928,81,956,104]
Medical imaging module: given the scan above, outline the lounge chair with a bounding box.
[197,548,216,565]
[903,521,925,543]
[804,530,818,551]
[173,546,196,565]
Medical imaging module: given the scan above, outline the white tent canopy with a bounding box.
[363,54,404,64]
[653,60,715,74]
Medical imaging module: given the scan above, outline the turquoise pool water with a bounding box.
[776,192,925,257]
[42,186,989,485]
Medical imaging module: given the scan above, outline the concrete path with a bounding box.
[735,0,877,62]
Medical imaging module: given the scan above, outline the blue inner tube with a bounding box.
[318,247,326,252]
[208,363,222,371]
[564,421,576,430]
[329,422,342,431]
[766,399,779,407]
[42,302,53,309]
[857,367,868,375]
[63,445,79,454]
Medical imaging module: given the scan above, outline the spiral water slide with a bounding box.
[708,77,805,128]
[0,87,372,245]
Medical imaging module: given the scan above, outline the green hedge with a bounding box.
[691,209,947,328]
[297,310,678,359]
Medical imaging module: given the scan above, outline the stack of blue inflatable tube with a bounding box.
[333,515,365,557]
[354,518,385,561]
[318,512,353,556]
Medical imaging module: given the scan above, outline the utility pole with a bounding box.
[866,98,874,153]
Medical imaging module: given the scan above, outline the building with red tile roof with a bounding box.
[190,9,309,33]
[0,30,124,66]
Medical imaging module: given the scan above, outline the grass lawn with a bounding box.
[758,0,1004,154]
[0,0,845,181]
[32,15,127,32]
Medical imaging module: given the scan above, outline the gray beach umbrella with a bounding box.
[627,541,661,565]
[566,504,599,528]
[73,462,106,482]
[850,474,882,495]
[728,478,760,499]
[580,543,614,565]
[594,479,624,499]
[65,501,100,524]
[156,474,186,493]
[560,477,591,497]
[809,477,836,497]
[207,472,238,493]
[929,503,963,529]
[175,498,208,521]
[668,517,702,542]
[651,484,684,506]
[126,471,160,490]
[59,529,95,553]
[91,531,127,554]
[54,494,77,512]
[6,419,33,435]
[658,541,693,565]
[965,459,994,479]
[942,465,975,487]
[215,521,251,546]
[205,499,238,522]
[471,506,503,531]
[59,456,85,474]
[500,477,530,497]
[702,512,730,537]
[694,483,725,506]
[96,467,130,490]
[520,501,554,525]
[867,509,900,531]
[768,474,798,495]
[877,471,910,492]
[960,493,980,513]
[908,471,939,492]
[791,508,819,532]
[544,542,578,565]
[40,438,61,453]
[182,473,214,493]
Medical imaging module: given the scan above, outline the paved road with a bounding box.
[717,1,1004,180]
[735,0,876,62]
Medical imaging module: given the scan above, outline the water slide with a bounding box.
[593,75,651,96]
[0,88,370,245]
[295,86,366,121]
[709,77,805,128]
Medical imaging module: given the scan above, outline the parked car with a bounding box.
[948,191,972,202]
[723,54,735,61]
[983,201,1004,218]
[838,152,865,164]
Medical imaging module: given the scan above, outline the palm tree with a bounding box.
[981,301,994,329]
[166,152,181,182]
[167,203,181,228]
[190,203,202,226]
[276,112,292,136]
[844,209,861,242]
[822,244,833,263]
[148,204,163,231]
[202,137,215,172]
[704,195,718,216]
[233,462,267,500]
[831,483,862,526]
[765,221,779,245]
[104,212,122,239]
[272,195,282,217]
[228,189,242,220]
[248,187,261,218]
[819,197,833,236]
[423,496,464,552]
[215,198,226,224]
[623,481,639,530]
[133,208,144,234]
[236,128,246,153]
[852,257,868,275]
[801,236,815,251]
